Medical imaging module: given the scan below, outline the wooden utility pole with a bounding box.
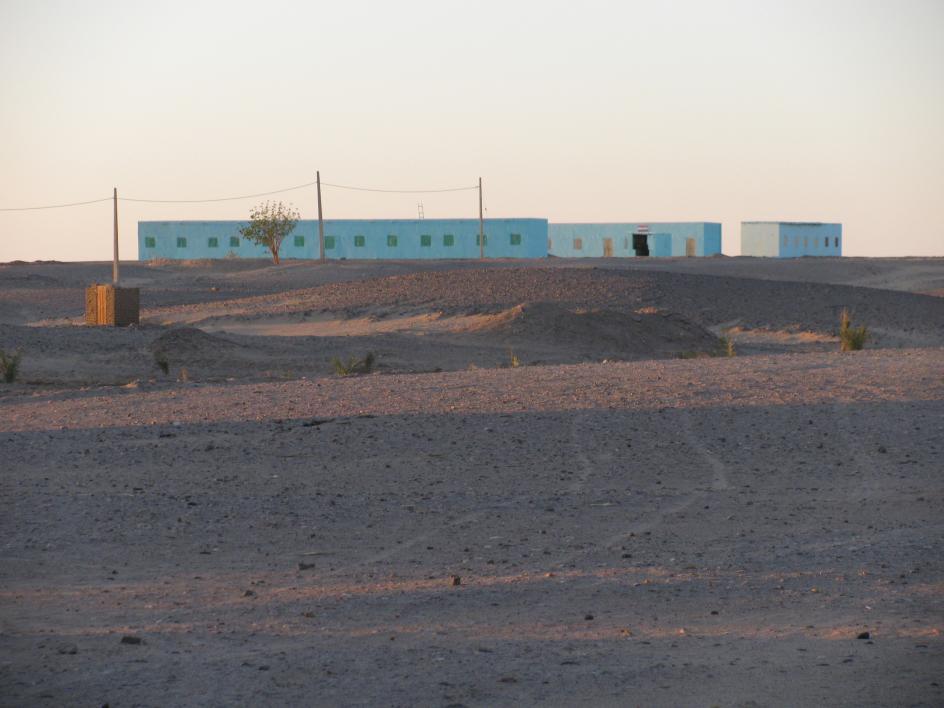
[317,171,325,263]
[112,187,119,284]
[478,177,484,260]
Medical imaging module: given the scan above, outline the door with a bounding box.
[685,238,696,257]
[603,238,613,257]
[633,233,649,257]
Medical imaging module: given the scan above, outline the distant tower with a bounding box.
[417,202,425,220]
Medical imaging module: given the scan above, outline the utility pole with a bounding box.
[317,170,325,263]
[112,187,119,284]
[478,177,484,260]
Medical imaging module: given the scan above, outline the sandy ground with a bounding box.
[1,257,943,706]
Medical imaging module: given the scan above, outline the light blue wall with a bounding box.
[547,223,722,257]
[741,222,842,257]
[138,218,548,260]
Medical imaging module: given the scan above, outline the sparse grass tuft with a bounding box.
[0,349,22,383]
[332,352,376,376]
[154,352,170,375]
[719,335,736,357]
[839,308,868,351]
[509,350,521,368]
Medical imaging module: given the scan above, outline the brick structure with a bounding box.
[85,284,140,326]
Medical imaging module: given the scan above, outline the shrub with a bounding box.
[154,352,170,375]
[0,349,21,383]
[839,308,868,351]
[509,350,521,368]
[332,352,376,376]
[719,335,736,357]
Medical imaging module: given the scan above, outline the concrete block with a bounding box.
[85,284,140,326]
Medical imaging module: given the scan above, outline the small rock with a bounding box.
[498,676,518,684]
[877,446,887,453]
[57,643,78,655]
[857,631,871,640]
[584,613,594,621]
[244,589,256,597]
[450,575,461,586]
[297,562,315,571]
[120,635,143,645]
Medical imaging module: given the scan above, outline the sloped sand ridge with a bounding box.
[148,327,246,363]
[461,302,721,358]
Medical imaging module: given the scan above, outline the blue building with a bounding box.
[138,218,548,260]
[740,222,842,257]
[547,222,722,258]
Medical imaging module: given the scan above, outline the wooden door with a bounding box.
[603,238,613,257]
[685,238,696,257]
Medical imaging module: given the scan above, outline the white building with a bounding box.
[741,222,842,257]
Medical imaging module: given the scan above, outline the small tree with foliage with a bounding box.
[238,201,300,264]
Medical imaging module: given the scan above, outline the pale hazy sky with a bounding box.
[1,0,942,260]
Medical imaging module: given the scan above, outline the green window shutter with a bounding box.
[387,234,398,247]
[208,237,219,248]
[294,235,305,247]
[354,235,365,247]
[176,237,187,248]
[510,233,522,246]
[230,236,240,247]
[324,236,336,249]
[144,237,156,248]
[420,234,431,247]
[443,234,454,247]
[476,233,487,246]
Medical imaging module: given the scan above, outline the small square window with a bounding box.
[574,238,583,250]
[476,233,487,246]
[443,234,454,247]
[176,237,187,248]
[294,235,305,247]
[387,234,398,247]
[354,235,365,247]
[208,237,219,248]
[324,236,336,249]
[420,234,432,247]
[510,233,522,246]
[144,236,156,248]
[230,236,240,248]
[824,237,828,247]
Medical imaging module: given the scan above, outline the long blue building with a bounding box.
[139,218,548,260]
[740,222,842,257]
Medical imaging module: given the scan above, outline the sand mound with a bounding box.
[464,302,720,357]
[148,327,245,362]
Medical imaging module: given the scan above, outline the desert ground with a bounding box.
[1,256,942,707]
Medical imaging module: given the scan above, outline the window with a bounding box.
[574,237,583,250]
[144,236,156,248]
[230,236,240,248]
[420,234,432,247]
[443,233,454,247]
[294,235,305,247]
[834,237,839,248]
[803,237,808,249]
[510,233,522,246]
[824,237,828,248]
[783,235,789,247]
[476,233,487,246]
[176,237,187,248]
[208,237,219,248]
[324,236,336,249]
[354,235,365,248]
[387,234,398,247]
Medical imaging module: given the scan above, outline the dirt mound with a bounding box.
[464,302,721,358]
[148,327,245,362]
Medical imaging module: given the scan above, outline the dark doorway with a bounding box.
[633,233,649,257]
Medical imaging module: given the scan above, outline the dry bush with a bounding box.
[0,349,22,383]
[332,352,376,376]
[839,309,868,351]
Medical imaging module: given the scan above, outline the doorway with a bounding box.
[633,233,649,257]
[685,238,696,257]
[603,238,613,257]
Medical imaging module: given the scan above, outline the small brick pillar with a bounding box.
[85,284,140,326]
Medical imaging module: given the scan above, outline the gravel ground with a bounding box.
[1,350,943,707]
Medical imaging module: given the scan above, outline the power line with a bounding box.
[119,179,319,204]
[0,196,112,212]
[321,182,478,194]
[0,177,480,211]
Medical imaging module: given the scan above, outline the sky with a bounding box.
[1,0,942,260]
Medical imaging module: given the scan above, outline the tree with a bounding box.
[238,200,300,264]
